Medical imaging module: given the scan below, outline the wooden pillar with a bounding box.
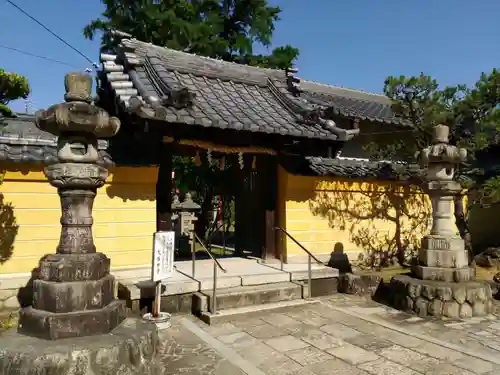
[156,142,173,231]
[262,156,278,260]
[234,160,247,256]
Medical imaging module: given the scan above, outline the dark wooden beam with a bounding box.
[141,117,343,157]
[156,142,173,231]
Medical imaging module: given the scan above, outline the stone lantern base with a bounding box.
[0,318,161,375]
[17,252,127,340]
[389,274,495,319]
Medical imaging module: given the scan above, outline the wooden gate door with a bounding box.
[234,155,277,259]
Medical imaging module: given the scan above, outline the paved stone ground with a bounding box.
[157,295,500,375]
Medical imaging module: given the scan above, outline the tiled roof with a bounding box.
[0,115,415,180]
[306,157,422,180]
[0,114,113,165]
[280,156,475,184]
[300,88,401,125]
[0,115,403,180]
[279,154,424,181]
[99,30,404,142]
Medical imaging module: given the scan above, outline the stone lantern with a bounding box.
[18,72,125,339]
[414,124,470,281]
[0,72,160,375]
[389,124,494,319]
[172,193,201,257]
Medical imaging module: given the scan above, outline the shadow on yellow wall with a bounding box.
[105,166,156,202]
[0,169,19,266]
[308,180,431,268]
[0,192,18,265]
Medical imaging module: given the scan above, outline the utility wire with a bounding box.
[0,44,79,68]
[5,0,98,68]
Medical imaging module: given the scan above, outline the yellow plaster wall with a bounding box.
[0,165,158,275]
[277,166,439,261]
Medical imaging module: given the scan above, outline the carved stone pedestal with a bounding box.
[390,275,494,318]
[18,163,127,340]
[414,233,475,283]
[0,318,161,375]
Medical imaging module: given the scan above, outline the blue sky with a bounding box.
[1,0,500,114]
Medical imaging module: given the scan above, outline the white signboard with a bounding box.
[152,231,175,282]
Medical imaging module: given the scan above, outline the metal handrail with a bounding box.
[275,226,324,265]
[191,231,227,314]
[275,226,326,299]
[206,221,232,255]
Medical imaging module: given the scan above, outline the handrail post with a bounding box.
[280,245,284,271]
[212,261,217,314]
[308,255,312,299]
[191,231,196,278]
[277,227,284,270]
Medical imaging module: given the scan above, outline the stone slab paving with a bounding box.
[158,295,500,374]
[323,294,500,363]
[157,315,248,375]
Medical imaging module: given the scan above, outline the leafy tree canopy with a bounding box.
[83,0,299,69]
[366,70,500,252]
[0,69,30,117]
[368,70,500,184]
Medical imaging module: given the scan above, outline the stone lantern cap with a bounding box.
[416,124,467,168]
[176,192,201,212]
[35,72,120,138]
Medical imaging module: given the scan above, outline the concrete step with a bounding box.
[199,299,320,325]
[297,277,339,298]
[259,261,339,281]
[193,282,302,314]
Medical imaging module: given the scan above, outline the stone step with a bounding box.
[199,299,321,325]
[193,282,303,314]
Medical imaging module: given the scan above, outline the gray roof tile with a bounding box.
[279,155,425,181]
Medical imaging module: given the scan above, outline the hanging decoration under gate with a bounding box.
[193,150,201,166]
[237,152,244,170]
[206,149,213,166]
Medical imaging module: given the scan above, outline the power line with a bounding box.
[5,0,98,68]
[0,44,79,68]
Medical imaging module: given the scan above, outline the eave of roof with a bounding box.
[279,154,424,181]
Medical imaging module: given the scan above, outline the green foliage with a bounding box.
[0,313,17,334]
[0,69,30,116]
[367,69,500,253]
[83,0,299,69]
[370,70,500,186]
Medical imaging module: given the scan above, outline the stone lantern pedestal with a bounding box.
[0,73,161,375]
[172,193,201,257]
[390,125,495,319]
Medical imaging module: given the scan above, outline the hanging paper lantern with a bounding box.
[220,156,225,170]
[193,150,201,166]
[252,156,256,170]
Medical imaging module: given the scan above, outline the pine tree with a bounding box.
[367,70,500,256]
[0,69,30,117]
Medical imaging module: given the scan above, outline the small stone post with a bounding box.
[414,124,471,281]
[18,72,126,339]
